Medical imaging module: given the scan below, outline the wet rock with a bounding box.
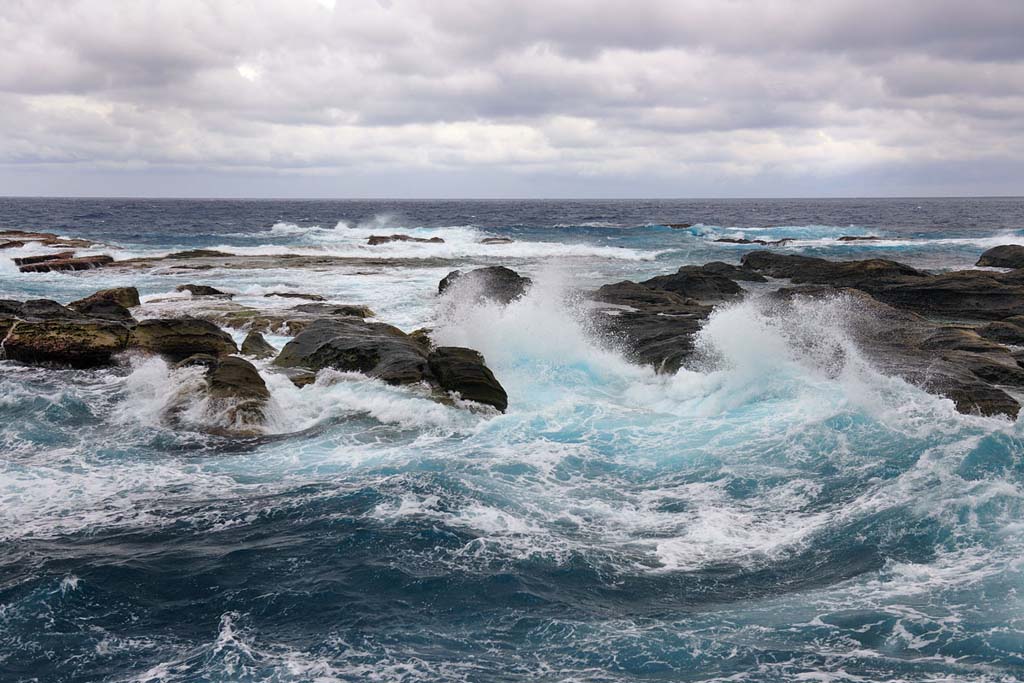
[0,300,130,367]
[438,266,532,305]
[274,318,430,385]
[13,251,74,266]
[166,249,234,259]
[428,347,508,412]
[409,328,435,353]
[590,281,712,373]
[867,270,1024,321]
[129,318,238,361]
[68,299,134,322]
[70,287,141,310]
[715,237,792,246]
[289,303,374,318]
[977,245,1024,269]
[768,286,1023,419]
[838,235,882,242]
[699,261,768,283]
[741,252,927,286]
[264,292,325,301]
[176,284,233,298]
[241,330,276,359]
[18,255,113,273]
[367,234,444,245]
[978,319,1024,345]
[0,240,26,249]
[640,266,744,302]
[480,237,514,244]
[666,223,693,229]
[205,356,270,426]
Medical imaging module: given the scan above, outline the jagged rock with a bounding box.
[438,266,532,305]
[768,286,1023,418]
[0,300,130,367]
[409,328,435,353]
[977,245,1024,269]
[129,318,238,361]
[14,251,74,266]
[590,282,712,373]
[428,347,508,412]
[367,234,444,245]
[640,266,744,301]
[19,255,113,273]
[741,252,926,286]
[274,318,430,385]
[176,284,232,298]
[70,287,141,310]
[264,292,325,301]
[241,330,276,359]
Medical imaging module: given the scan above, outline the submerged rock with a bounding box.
[977,244,1024,269]
[129,318,238,361]
[264,292,325,301]
[428,346,507,412]
[241,330,276,359]
[438,266,532,305]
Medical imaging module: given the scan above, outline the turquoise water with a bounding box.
[1,198,1023,682]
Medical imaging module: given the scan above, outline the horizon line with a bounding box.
[1,194,1023,202]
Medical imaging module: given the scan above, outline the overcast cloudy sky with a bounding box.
[1,0,1022,198]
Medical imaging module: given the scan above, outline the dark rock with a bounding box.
[438,266,532,305]
[768,286,1022,418]
[176,284,233,298]
[69,299,134,322]
[978,320,1024,345]
[18,299,82,319]
[174,353,221,370]
[0,314,130,368]
[409,328,435,352]
[367,234,444,245]
[241,330,276,359]
[0,240,26,249]
[838,236,882,242]
[129,318,238,361]
[166,249,234,259]
[700,261,768,283]
[715,237,792,246]
[480,237,514,244]
[640,266,744,302]
[274,318,430,385]
[18,255,113,272]
[977,245,1024,269]
[264,292,325,301]
[13,251,74,266]
[868,270,1024,321]
[590,281,712,373]
[289,303,374,318]
[70,287,141,310]
[666,223,692,229]
[428,347,508,411]
[741,252,927,286]
[207,356,270,403]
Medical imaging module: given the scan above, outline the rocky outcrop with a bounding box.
[590,281,711,373]
[640,265,745,301]
[740,252,926,286]
[428,347,508,411]
[241,330,276,359]
[176,284,232,298]
[367,234,443,245]
[18,255,113,273]
[170,354,270,436]
[715,237,792,246]
[768,286,1024,418]
[438,266,532,305]
[0,300,130,367]
[129,318,238,361]
[165,249,233,259]
[264,292,325,301]
[274,318,431,385]
[14,251,74,266]
[70,287,141,310]
[273,318,507,410]
[977,245,1024,269]
[288,303,374,318]
[838,235,882,242]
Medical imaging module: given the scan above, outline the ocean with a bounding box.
[1,197,1023,682]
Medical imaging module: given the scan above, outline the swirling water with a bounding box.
[1,197,1024,682]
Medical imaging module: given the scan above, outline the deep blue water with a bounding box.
[2,198,1024,682]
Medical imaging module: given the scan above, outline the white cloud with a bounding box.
[0,0,1021,196]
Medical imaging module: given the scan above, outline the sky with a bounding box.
[1,0,1022,198]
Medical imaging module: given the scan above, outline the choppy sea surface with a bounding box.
[2,197,1024,683]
